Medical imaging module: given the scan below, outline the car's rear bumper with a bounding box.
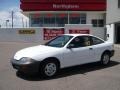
[11,59,40,73]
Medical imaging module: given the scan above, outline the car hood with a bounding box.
[14,45,60,60]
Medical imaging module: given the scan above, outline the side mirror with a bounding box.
[67,44,74,49]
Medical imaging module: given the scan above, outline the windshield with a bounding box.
[45,35,73,47]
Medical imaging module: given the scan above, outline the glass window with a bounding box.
[69,14,80,24]
[69,13,86,24]
[68,36,91,48]
[31,14,43,26]
[45,35,73,48]
[92,37,104,45]
[44,15,55,24]
[31,18,40,24]
[80,14,86,24]
[98,20,104,27]
[92,20,97,27]
[92,19,104,27]
[56,14,68,27]
[69,17,80,24]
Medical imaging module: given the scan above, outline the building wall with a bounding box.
[107,0,120,24]
[65,24,105,40]
[0,25,105,43]
[106,24,115,43]
[87,12,105,24]
[87,12,106,39]
[0,28,43,43]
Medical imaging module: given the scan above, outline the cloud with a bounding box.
[0,7,29,28]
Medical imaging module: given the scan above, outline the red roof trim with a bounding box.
[20,3,106,11]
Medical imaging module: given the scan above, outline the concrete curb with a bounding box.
[114,44,120,48]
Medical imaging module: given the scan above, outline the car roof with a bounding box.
[64,34,93,37]
[64,34,105,41]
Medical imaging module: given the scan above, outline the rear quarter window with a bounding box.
[92,37,104,45]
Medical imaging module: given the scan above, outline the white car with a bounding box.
[11,34,114,77]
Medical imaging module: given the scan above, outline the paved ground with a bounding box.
[0,42,120,90]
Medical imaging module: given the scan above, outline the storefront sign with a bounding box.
[53,4,79,9]
[44,28,64,40]
[19,30,35,34]
[69,29,90,34]
[21,3,106,11]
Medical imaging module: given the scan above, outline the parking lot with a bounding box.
[0,42,120,90]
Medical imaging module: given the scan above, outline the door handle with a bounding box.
[89,48,93,50]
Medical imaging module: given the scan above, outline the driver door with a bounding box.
[63,36,95,67]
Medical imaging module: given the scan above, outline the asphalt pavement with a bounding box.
[0,42,120,90]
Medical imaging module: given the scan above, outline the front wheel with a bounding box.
[101,53,110,65]
[40,60,59,77]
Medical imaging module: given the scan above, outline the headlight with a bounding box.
[20,57,34,64]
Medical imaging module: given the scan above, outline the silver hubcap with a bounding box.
[44,63,57,76]
[103,54,110,64]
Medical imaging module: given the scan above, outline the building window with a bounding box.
[118,0,120,8]
[31,17,43,26]
[92,20,97,27]
[69,13,80,24]
[31,14,43,27]
[56,14,68,27]
[92,19,104,27]
[69,13,86,24]
[80,14,86,24]
[31,18,40,24]
[44,17,55,24]
[98,20,104,27]
[30,13,86,27]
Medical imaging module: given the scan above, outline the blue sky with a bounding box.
[0,0,28,28]
[0,0,19,11]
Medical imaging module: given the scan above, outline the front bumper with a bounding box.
[11,59,40,73]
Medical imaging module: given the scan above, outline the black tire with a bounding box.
[40,60,59,78]
[101,52,110,65]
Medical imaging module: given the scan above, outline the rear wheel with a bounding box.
[101,53,110,65]
[40,60,59,77]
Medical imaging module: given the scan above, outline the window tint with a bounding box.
[92,37,104,45]
[45,35,73,47]
[68,36,91,48]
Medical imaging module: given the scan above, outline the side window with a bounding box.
[83,36,91,46]
[92,37,104,45]
[68,36,91,48]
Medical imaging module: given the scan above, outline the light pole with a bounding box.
[0,19,2,28]
[6,20,9,28]
[11,11,14,28]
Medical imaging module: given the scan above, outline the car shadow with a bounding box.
[16,60,120,81]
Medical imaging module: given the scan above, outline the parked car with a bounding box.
[11,34,114,77]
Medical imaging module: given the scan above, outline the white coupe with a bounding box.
[11,34,114,77]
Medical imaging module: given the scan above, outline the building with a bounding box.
[20,0,106,39]
[106,0,120,43]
